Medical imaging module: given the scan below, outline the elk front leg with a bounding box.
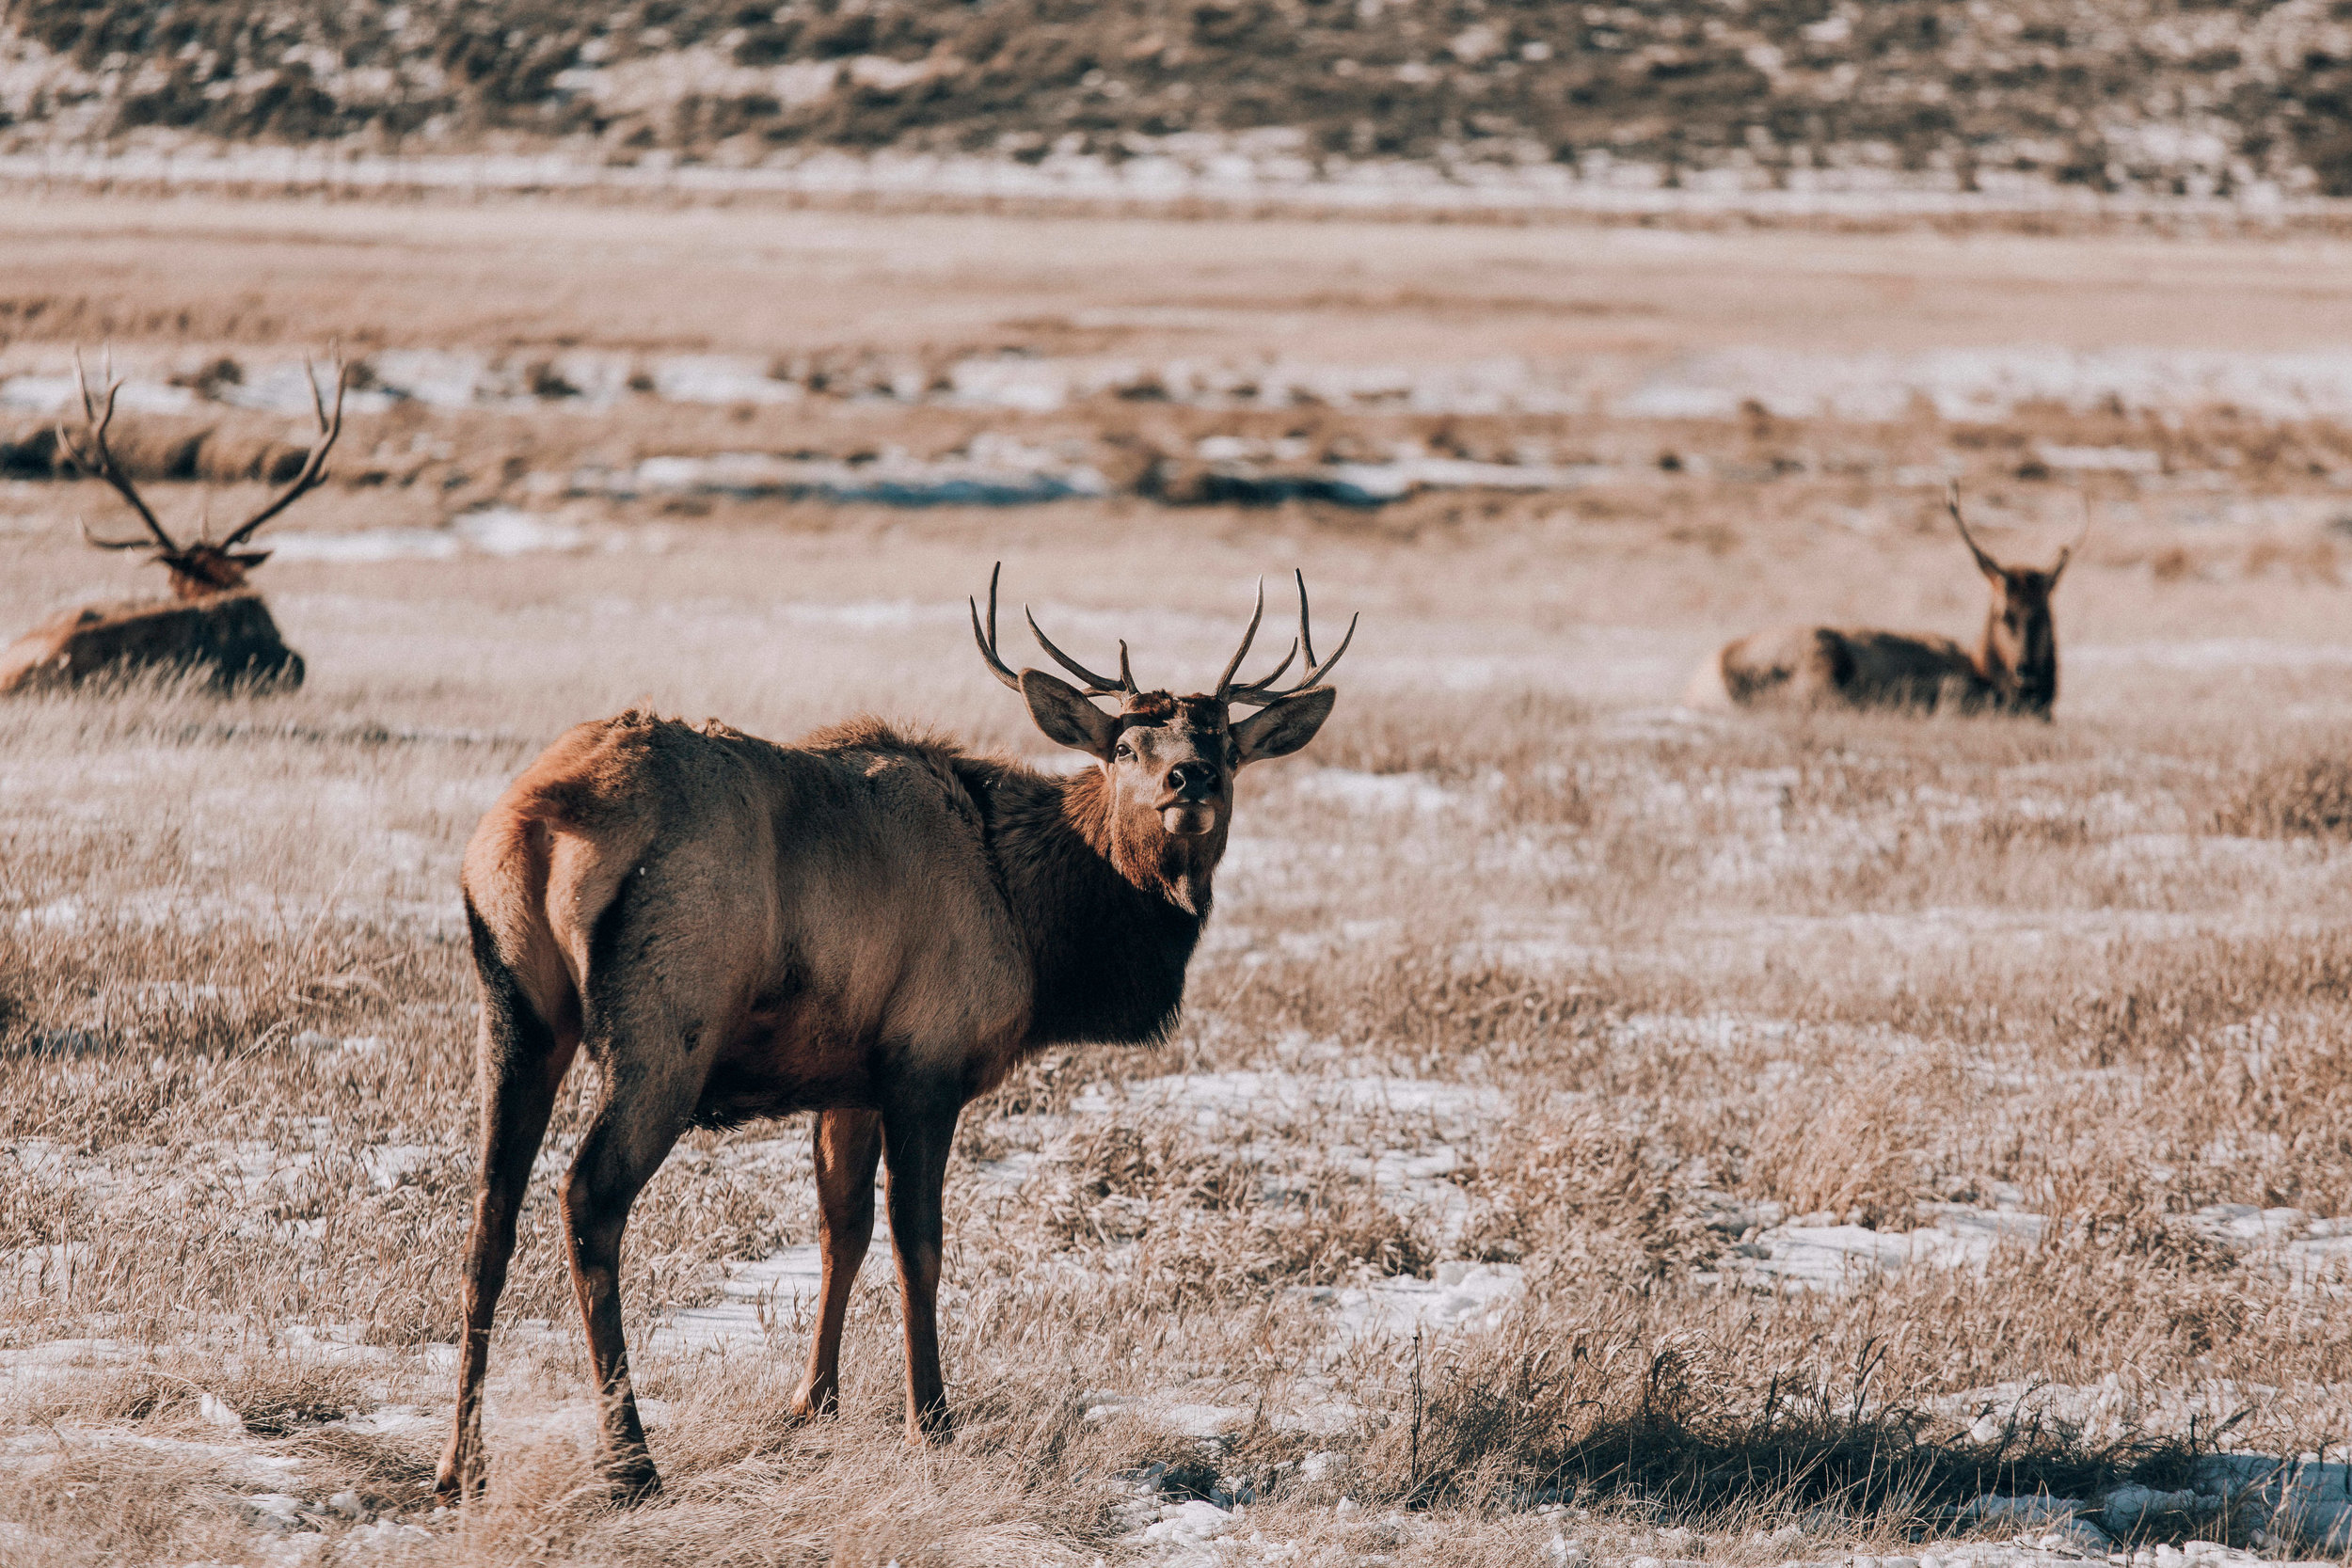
[790,1108,882,1420]
[881,1087,962,1445]
[561,1077,690,1502]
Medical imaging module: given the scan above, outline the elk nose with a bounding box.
[1165,761,1217,800]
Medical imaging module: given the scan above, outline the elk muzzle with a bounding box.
[1157,760,1223,837]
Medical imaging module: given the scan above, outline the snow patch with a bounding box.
[1296,1259,1525,1345]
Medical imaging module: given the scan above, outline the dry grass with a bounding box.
[0,194,2350,1566]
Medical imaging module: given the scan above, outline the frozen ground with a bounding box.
[25,343,2352,427]
[6,1051,2348,1561]
[3,194,2351,1564]
[0,145,2337,223]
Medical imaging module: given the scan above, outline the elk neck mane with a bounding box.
[1970,602,2058,714]
[946,744,1213,1053]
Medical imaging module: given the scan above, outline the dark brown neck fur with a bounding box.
[1973,599,2058,716]
[958,758,1216,1051]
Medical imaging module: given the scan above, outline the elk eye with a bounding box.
[1114,739,1135,759]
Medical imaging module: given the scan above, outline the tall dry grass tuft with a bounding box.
[2218,755,2352,840]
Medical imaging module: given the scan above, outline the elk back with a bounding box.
[0,591,305,695]
[1693,625,1983,711]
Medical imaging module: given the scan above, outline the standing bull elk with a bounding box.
[0,356,345,695]
[437,569,1357,1502]
[1685,483,2086,717]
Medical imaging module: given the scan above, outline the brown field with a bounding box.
[1,194,2350,1567]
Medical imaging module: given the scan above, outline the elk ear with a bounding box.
[1232,687,1336,766]
[1019,670,1120,759]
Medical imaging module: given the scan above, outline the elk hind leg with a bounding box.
[437,903,578,1504]
[561,1053,698,1502]
[882,1083,963,1445]
[790,1108,882,1420]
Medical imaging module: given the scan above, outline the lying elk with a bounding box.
[1685,483,2086,717]
[437,569,1356,1502]
[0,356,345,695]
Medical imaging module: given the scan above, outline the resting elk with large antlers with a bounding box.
[1685,483,2086,718]
[0,354,345,695]
[437,568,1357,1502]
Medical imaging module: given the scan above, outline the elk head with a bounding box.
[973,566,1351,862]
[61,353,348,601]
[1947,483,2085,715]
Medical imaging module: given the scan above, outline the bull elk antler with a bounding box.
[1945,481,2003,580]
[2050,492,2092,581]
[1216,570,1356,707]
[64,352,350,554]
[970,565,1355,704]
[216,358,350,547]
[971,562,1138,696]
[1947,480,2090,580]
[60,352,180,556]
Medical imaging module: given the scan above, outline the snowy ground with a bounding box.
[4,195,2352,1565]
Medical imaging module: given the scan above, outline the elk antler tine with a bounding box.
[970,562,1022,691]
[1117,640,1137,694]
[1213,577,1265,699]
[1294,568,1316,667]
[77,516,156,550]
[1238,638,1299,692]
[1306,610,1359,684]
[1025,607,1128,693]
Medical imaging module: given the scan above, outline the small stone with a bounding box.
[240,1494,310,1534]
[326,1491,366,1520]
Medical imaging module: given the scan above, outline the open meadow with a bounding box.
[1,192,2351,1566]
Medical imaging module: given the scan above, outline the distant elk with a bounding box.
[437,569,1356,1502]
[0,356,346,696]
[1685,483,2086,718]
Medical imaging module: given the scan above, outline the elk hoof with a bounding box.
[603,1455,663,1506]
[903,1409,955,1449]
[787,1384,837,1422]
[431,1452,485,1506]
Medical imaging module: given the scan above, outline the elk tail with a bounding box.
[463,809,589,1054]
